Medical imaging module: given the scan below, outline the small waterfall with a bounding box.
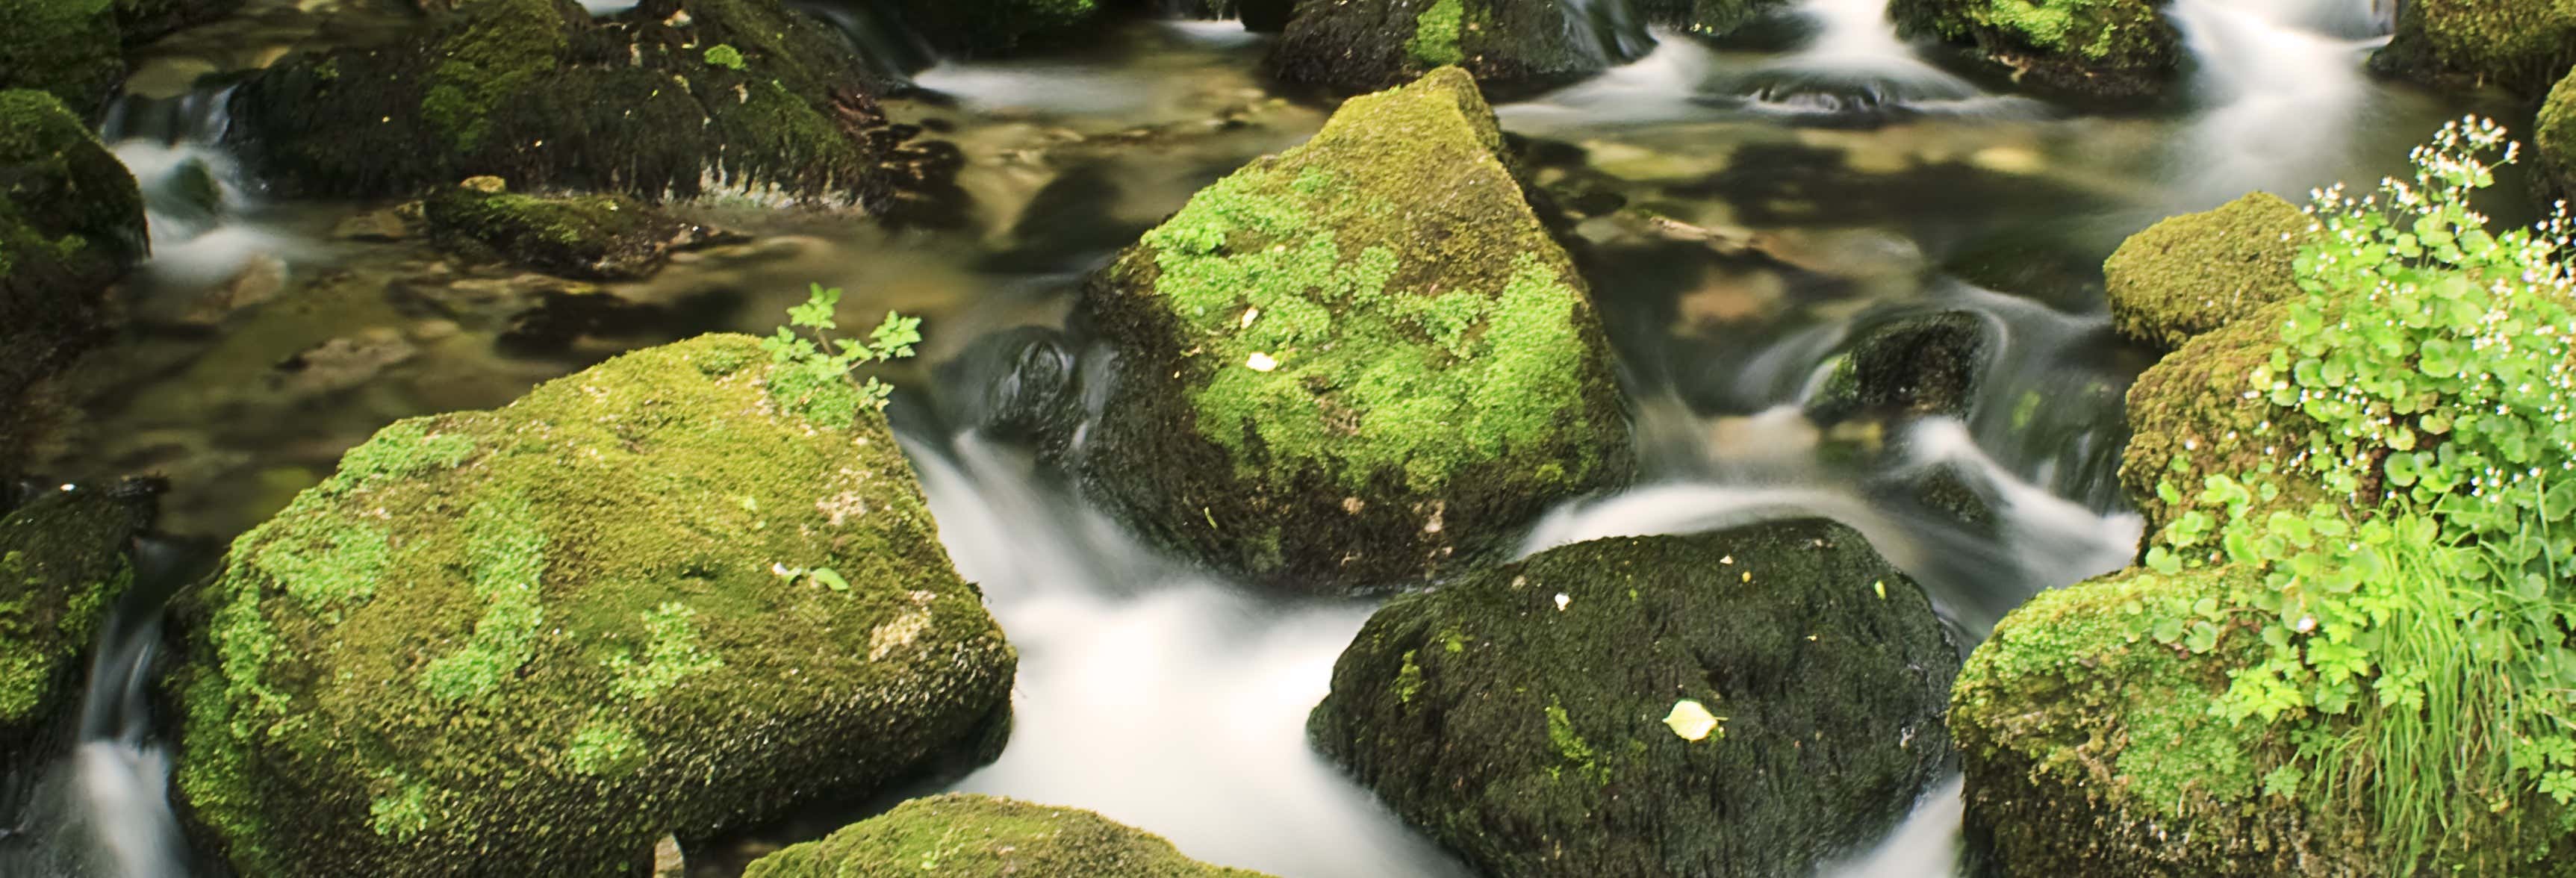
[908,433,1474,877]
[2166,0,2389,208]
[102,87,299,293]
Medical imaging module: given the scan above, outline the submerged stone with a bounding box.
[423,178,741,280]
[2103,191,2311,352]
[1268,0,1640,98]
[169,334,1017,877]
[225,0,962,214]
[1310,522,1959,878]
[2370,0,2576,96]
[1890,0,2182,102]
[1071,68,1632,594]
[0,89,147,468]
[743,794,1273,877]
[0,479,156,762]
[1805,310,1992,425]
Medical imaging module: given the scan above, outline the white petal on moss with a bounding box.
[1663,699,1723,741]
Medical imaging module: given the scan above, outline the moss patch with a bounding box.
[2116,299,2330,544]
[2539,69,2576,203]
[0,488,143,743]
[170,334,1015,877]
[1891,0,2181,100]
[0,0,122,118]
[744,794,1271,877]
[2371,0,2576,96]
[1405,0,1465,67]
[2104,192,2312,351]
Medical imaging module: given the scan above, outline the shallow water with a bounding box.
[5,0,2536,874]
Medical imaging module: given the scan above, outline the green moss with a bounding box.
[2117,300,2328,543]
[1892,0,2177,98]
[1406,0,1466,68]
[2375,0,2576,95]
[421,0,570,153]
[0,0,122,117]
[744,794,1272,877]
[1392,650,1422,704]
[1543,700,1608,784]
[2540,70,2576,200]
[2104,192,2311,351]
[171,334,1015,877]
[703,43,745,70]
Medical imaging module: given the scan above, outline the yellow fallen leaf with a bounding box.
[1663,699,1723,741]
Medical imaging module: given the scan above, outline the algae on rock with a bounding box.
[1309,523,1958,878]
[2103,191,2311,352]
[1072,67,1631,594]
[1890,0,2183,102]
[169,334,1016,877]
[743,794,1273,877]
[423,178,740,280]
[0,480,156,762]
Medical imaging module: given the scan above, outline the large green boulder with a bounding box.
[1071,68,1631,594]
[0,89,146,468]
[1309,523,1959,878]
[225,0,959,214]
[2370,0,2576,96]
[169,334,1018,877]
[1268,0,1637,98]
[2541,69,2576,205]
[2104,192,2311,352]
[744,794,1272,877]
[1891,0,2183,102]
[0,0,122,119]
[2116,300,2326,544]
[1955,565,2576,876]
[0,479,155,762]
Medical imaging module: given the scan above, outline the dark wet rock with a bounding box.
[169,334,1017,877]
[1806,310,1991,424]
[1631,0,1794,40]
[116,0,245,46]
[1310,522,1959,878]
[744,794,1272,877]
[879,0,1102,55]
[225,0,964,217]
[1891,0,2182,103]
[1239,0,1292,31]
[1070,69,1631,594]
[2104,191,2310,352]
[1869,461,1999,535]
[1939,225,2109,312]
[423,177,744,281]
[2370,0,2576,96]
[0,479,157,764]
[1268,0,1640,98]
[936,326,1082,447]
[0,89,147,467]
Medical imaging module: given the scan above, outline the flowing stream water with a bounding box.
[2,0,2525,874]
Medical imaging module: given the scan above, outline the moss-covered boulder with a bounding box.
[169,334,1018,877]
[2104,192,2310,352]
[1,89,147,467]
[1891,0,2183,102]
[2540,69,2576,205]
[2116,299,2326,544]
[0,0,122,119]
[1269,0,1636,98]
[423,178,740,280]
[744,794,1272,877]
[226,0,961,214]
[0,479,156,762]
[1310,522,1959,878]
[2370,0,2576,96]
[1071,69,1631,594]
[1805,310,1992,425]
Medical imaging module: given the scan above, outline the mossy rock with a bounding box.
[2540,69,2576,205]
[168,334,1018,877]
[1805,310,1993,425]
[2115,299,2327,544]
[0,0,122,119]
[883,0,1100,55]
[1269,0,1637,98]
[0,89,147,468]
[1955,565,2576,876]
[2369,0,2576,96]
[115,0,244,46]
[0,479,155,762]
[2104,192,2311,352]
[743,794,1272,877]
[1309,522,1959,878]
[225,0,960,214]
[1890,0,2182,102]
[423,178,739,280]
[1071,68,1632,594]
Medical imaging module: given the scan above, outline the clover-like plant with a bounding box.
[761,283,921,429]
